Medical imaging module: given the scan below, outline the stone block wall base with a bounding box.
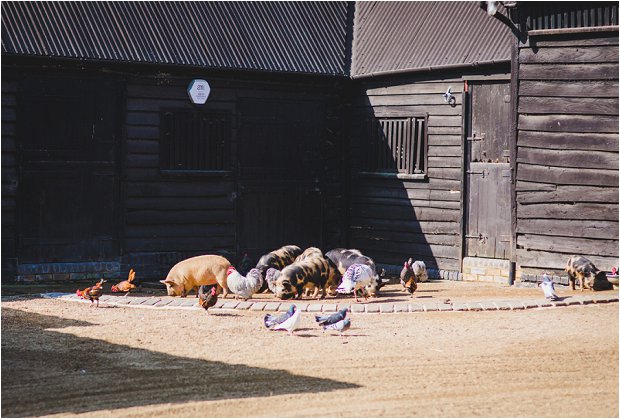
[462,257,511,284]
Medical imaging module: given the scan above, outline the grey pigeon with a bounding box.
[315,308,347,326]
[323,318,351,335]
[271,307,301,335]
[264,304,296,329]
[540,274,560,301]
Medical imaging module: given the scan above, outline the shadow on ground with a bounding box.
[1,308,359,417]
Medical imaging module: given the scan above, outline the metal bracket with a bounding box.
[466,170,487,178]
[466,133,485,142]
[465,233,488,241]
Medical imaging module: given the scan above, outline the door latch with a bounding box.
[465,233,488,241]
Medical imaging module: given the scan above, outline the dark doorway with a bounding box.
[464,81,512,259]
[17,76,121,262]
[236,98,324,259]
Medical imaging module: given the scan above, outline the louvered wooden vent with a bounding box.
[161,109,231,172]
[361,116,427,175]
[526,3,618,30]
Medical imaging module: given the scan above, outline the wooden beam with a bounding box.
[518,131,618,152]
[518,114,618,133]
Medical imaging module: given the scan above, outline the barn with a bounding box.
[1,1,618,285]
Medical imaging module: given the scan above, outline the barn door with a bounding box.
[237,98,323,259]
[17,76,120,263]
[464,82,512,259]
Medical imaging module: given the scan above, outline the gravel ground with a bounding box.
[1,281,618,417]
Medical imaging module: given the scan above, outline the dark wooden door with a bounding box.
[237,98,324,259]
[465,82,512,259]
[18,76,121,262]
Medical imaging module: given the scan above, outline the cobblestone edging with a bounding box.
[35,293,620,313]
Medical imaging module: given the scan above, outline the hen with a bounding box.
[76,279,106,308]
[336,264,374,302]
[226,266,263,300]
[198,285,218,313]
[111,269,137,295]
[265,267,281,294]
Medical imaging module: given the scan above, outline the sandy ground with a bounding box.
[1,281,619,418]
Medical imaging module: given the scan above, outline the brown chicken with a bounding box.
[198,285,218,314]
[111,269,137,295]
[76,279,106,307]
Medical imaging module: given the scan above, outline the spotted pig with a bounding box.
[565,255,614,291]
[273,253,341,300]
[255,245,302,292]
[295,247,324,263]
[325,248,386,297]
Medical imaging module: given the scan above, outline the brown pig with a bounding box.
[565,255,614,291]
[160,255,231,298]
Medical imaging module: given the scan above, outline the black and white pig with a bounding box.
[325,248,387,297]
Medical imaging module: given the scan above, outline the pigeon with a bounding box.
[315,308,348,326]
[323,318,351,336]
[266,305,301,336]
[539,274,560,301]
[264,304,300,334]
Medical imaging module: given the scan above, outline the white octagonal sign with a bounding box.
[187,79,211,104]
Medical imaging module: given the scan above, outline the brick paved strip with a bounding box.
[366,304,380,313]
[221,301,239,309]
[322,304,337,313]
[212,300,225,309]
[409,303,425,312]
[423,303,438,312]
[129,297,150,305]
[154,300,172,307]
[551,300,567,307]
[307,304,322,313]
[494,301,512,310]
[249,302,267,311]
[452,303,468,311]
[466,303,483,311]
[508,301,525,310]
[235,301,252,310]
[278,303,295,312]
[380,303,394,313]
[351,304,365,313]
[478,301,497,311]
[337,303,351,312]
[393,303,409,313]
[263,302,280,312]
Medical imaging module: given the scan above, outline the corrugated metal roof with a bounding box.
[351,1,513,78]
[1,1,350,76]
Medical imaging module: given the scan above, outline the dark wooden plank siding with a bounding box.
[124,75,346,277]
[516,32,619,274]
[348,76,470,271]
[1,76,18,277]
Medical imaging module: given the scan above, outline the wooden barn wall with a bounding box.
[1,72,18,278]
[515,32,619,275]
[348,73,471,272]
[124,74,346,277]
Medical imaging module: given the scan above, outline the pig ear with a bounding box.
[160,279,173,285]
